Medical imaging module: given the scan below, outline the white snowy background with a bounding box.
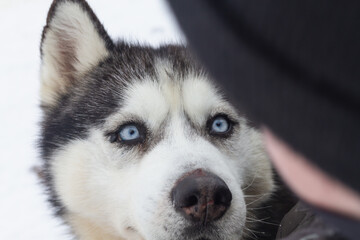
[0,0,183,239]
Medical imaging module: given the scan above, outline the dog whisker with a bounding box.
[245,193,271,206]
[246,217,281,227]
[246,205,272,210]
[242,226,259,240]
[241,172,259,192]
[243,193,270,198]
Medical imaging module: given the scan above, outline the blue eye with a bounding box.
[212,117,229,133]
[208,115,233,136]
[109,122,146,145]
[119,125,140,141]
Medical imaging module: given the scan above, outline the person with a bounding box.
[168,1,360,239]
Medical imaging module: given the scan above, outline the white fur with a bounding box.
[42,2,274,239]
[50,73,274,240]
[182,76,223,125]
[40,1,109,106]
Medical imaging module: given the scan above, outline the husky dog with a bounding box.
[39,0,275,239]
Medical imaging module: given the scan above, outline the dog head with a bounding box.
[39,1,274,239]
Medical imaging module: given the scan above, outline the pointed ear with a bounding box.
[40,0,114,106]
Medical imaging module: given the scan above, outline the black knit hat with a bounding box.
[168,0,360,194]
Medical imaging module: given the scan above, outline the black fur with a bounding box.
[39,0,295,238]
[40,36,203,216]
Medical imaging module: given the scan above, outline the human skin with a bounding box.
[263,128,360,220]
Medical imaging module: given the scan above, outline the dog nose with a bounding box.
[171,169,232,224]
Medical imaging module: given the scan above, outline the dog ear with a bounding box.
[40,0,114,106]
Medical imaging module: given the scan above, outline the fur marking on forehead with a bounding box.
[182,77,224,125]
[119,63,224,128]
[122,79,170,129]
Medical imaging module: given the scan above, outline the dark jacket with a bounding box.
[168,1,360,239]
[276,202,347,240]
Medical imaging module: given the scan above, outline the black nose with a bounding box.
[171,169,232,225]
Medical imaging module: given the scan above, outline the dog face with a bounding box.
[39,1,274,239]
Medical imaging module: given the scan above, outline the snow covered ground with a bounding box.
[0,0,183,239]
